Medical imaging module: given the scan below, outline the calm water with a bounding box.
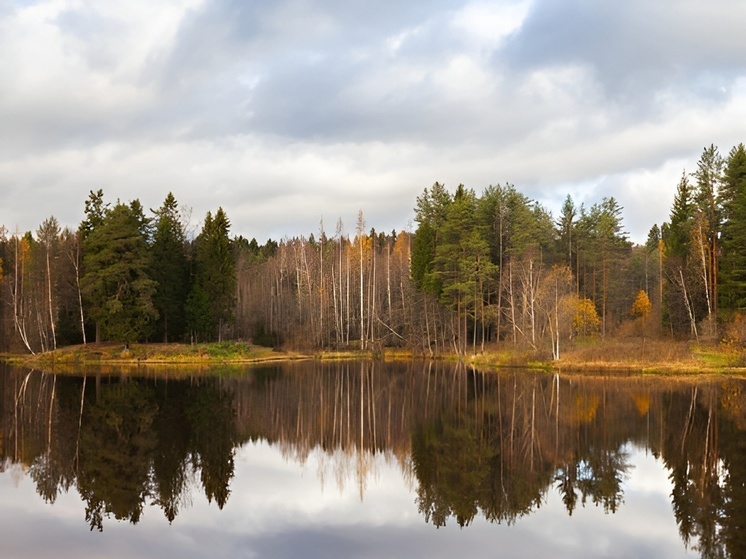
[0,360,742,558]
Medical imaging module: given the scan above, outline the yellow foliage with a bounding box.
[631,290,652,318]
[353,233,372,257]
[573,298,600,337]
[392,231,409,264]
[18,236,30,264]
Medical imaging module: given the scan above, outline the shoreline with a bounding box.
[3,340,746,377]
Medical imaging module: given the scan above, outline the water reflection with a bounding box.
[7,372,238,530]
[0,362,744,557]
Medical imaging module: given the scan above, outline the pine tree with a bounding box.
[576,197,630,336]
[433,185,496,353]
[80,189,109,241]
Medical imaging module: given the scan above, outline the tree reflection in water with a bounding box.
[1,361,745,557]
[2,370,237,531]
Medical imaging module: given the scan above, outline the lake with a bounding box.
[0,360,742,558]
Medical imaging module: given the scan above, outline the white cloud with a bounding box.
[451,0,531,50]
[0,0,745,247]
[0,0,201,155]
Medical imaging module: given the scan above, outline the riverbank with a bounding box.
[3,339,746,376]
[2,341,319,370]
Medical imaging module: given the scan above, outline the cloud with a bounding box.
[1,0,745,246]
[0,0,199,155]
[502,0,746,105]
[0,134,426,241]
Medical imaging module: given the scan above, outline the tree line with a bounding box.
[0,190,237,352]
[1,142,745,354]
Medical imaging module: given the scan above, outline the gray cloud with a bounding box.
[1,0,745,245]
[502,0,746,105]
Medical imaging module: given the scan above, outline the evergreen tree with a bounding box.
[665,172,695,260]
[411,220,438,292]
[79,189,111,342]
[414,182,452,229]
[576,197,630,335]
[151,193,189,342]
[646,224,661,253]
[80,189,109,241]
[433,185,494,353]
[663,171,708,338]
[189,208,236,341]
[81,201,158,345]
[412,182,452,295]
[557,194,577,268]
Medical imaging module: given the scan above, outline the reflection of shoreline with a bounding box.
[0,362,744,557]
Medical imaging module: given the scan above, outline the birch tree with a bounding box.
[37,216,61,350]
[693,144,723,329]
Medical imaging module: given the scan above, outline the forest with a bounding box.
[1,142,745,357]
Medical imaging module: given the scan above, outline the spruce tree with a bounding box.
[557,194,576,268]
[189,208,236,341]
[665,171,695,260]
[151,193,189,342]
[412,183,452,296]
[81,201,157,345]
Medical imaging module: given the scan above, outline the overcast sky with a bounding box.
[2,0,746,244]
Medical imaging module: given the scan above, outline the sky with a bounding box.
[2,0,746,245]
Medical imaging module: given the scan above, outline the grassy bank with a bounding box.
[469,338,746,375]
[5,341,303,371]
[4,338,746,376]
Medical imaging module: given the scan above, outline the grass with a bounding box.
[536,338,746,375]
[6,337,746,376]
[15,341,303,371]
[443,338,746,376]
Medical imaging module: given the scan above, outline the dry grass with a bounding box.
[459,338,746,376]
[551,338,746,374]
[9,338,746,377]
[563,339,692,364]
